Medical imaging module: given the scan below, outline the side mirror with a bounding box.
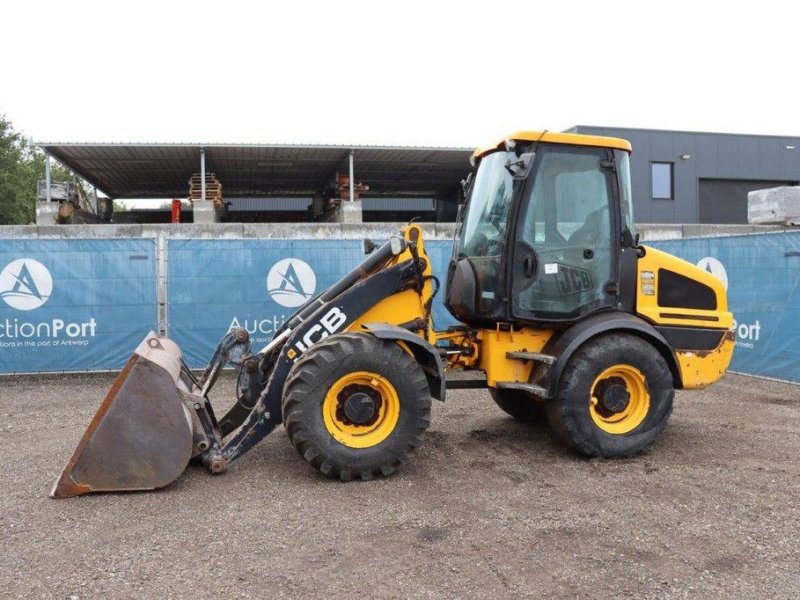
[460,172,473,202]
[621,230,641,249]
[505,152,536,180]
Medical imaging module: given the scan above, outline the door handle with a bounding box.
[523,256,535,278]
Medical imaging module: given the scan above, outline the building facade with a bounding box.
[570,126,800,224]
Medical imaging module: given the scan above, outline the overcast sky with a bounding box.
[1,0,797,149]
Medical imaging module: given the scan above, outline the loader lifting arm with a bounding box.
[51,227,437,497]
[206,251,429,470]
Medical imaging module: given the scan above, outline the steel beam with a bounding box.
[45,154,52,202]
[200,148,206,202]
[349,150,355,202]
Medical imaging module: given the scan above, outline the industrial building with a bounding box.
[37,127,800,225]
[569,126,800,224]
[35,143,471,224]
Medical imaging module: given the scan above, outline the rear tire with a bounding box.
[546,333,674,458]
[282,332,431,481]
[489,388,547,423]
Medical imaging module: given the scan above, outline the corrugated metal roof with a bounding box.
[37,142,472,200]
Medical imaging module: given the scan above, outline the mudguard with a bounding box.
[543,311,682,398]
[362,322,446,401]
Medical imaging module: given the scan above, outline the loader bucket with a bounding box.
[51,332,195,499]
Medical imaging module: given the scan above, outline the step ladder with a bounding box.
[495,351,556,401]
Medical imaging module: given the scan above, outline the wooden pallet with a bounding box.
[188,173,224,207]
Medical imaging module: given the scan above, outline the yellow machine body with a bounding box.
[348,220,735,394]
[439,241,734,392]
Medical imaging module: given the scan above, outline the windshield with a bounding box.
[457,151,515,258]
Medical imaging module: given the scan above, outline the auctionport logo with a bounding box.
[0,259,53,311]
[267,258,316,308]
[0,257,97,348]
[697,256,728,291]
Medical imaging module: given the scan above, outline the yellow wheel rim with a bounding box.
[589,364,650,435]
[322,371,400,448]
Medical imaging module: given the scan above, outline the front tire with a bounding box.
[282,333,432,480]
[546,333,674,458]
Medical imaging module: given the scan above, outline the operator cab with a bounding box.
[445,131,637,327]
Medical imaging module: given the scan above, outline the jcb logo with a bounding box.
[556,265,593,296]
[293,307,347,355]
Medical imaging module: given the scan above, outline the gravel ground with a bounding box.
[1,371,799,599]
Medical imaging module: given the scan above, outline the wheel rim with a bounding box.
[589,364,650,435]
[322,371,400,448]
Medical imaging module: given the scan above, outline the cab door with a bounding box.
[510,145,619,322]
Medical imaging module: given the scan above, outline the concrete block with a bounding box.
[244,223,336,239]
[199,223,243,239]
[433,222,457,240]
[154,223,243,239]
[192,201,219,224]
[637,224,683,241]
[748,186,800,224]
[35,201,59,225]
[0,225,38,239]
[752,224,791,234]
[682,224,755,238]
[35,224,145,239]
[340,200,363,223]
[5,220,794,244]
[339,222,402,240]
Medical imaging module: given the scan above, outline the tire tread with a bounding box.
[282,332,431,480]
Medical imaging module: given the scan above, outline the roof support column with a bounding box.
[338,149,362,223]
[193,147,218,223]
[200,148,206,202]
[36,153,59,224]
[45,154,52,202]
[348,150,355,203]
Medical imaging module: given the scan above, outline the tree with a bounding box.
[0,114,73,225]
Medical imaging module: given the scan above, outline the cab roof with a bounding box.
[473,130,632,158]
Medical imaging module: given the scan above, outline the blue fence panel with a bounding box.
[167,238,460,367]
[650,231,800,382]
[0,239,157,373]
[168,239,362,367]
[4,231,795,382]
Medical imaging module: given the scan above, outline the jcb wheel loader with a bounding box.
[51,131,735,498]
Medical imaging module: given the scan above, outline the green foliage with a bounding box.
[0,114,73,225]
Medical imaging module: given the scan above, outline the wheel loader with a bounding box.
[51,131,735,498]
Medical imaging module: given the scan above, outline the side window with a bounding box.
[513,146,617,320]
[554,167,611,242]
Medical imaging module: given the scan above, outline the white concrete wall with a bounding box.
[0,222,791,241]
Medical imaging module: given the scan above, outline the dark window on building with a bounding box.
[651,162,673,199]
[698,178,799,224]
